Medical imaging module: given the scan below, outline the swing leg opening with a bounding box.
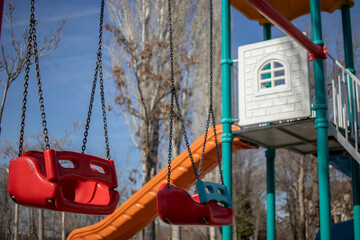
[201,217,209,224]
[164,217,170,224]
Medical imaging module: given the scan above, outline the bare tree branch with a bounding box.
[0,0,68,135]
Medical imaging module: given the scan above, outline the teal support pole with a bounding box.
[352,160,360,240]
[221,0,233,239]
[263,23,271,41]
[341,5,355,73]
[266,149,276,240]
[341,5,356,129]
[310,0,332,239]
[263,23,276,240]
[341,5,360,240]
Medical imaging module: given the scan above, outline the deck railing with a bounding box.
[327,53,360,162]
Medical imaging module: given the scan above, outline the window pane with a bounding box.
[259,60,286,90]
[261,73,271,79]
[275,70,285,77]
[261,82,271,88]
[274,62,283,68]
[275,79,285,86]
[263,63,271,70]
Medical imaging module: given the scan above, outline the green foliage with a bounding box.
[236,193,255,240]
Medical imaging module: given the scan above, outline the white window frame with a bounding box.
[254,54,292,96]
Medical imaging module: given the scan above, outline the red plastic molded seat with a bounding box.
[8,149,119,215]
[8,151,58,210]
[156,183,233,226]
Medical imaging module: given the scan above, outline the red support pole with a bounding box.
[246,0,326,59]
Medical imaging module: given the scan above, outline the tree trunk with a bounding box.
[288,188,298,240]
[141,118,159,240]
[14,203,18,240]
[141,118,159,183]
[170,113,183,240]
[298,156,306,240]
[209,227,216,240]
[62,212,65,240]
[143,222,155,240]
[0,84,9,136]
[308,157,320,239]
[39,209,44,240]
[254,210,260,240]
[172,225,181,240]
[28,208,37,239]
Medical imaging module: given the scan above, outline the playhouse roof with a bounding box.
[230,0,355,25]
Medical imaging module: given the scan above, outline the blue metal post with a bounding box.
[263,23,276,240]
[341,5,360,240]
[221,0,233,239]
[310,0,332,239]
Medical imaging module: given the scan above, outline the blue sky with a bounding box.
[0,0,140,172]
[0,0,359,173]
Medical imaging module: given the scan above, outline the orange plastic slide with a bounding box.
[67,125,253,240]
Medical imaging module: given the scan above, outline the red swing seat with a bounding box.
[8,149,119,215]
[156,183,233,226]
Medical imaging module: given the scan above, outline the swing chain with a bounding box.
[167,92,174,186]
[18,18,33,156]
[98,0,111,160]
[167,0,224,185]
[209,0,224,185]
[167,0,200,185]
[81,63,98,154]
[32,10,50,150]
[197,0,224,185]
[18,0,50,156]
[81,0,111,160]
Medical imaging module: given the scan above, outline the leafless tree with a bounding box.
[169,1,222,239]
[232,149,266,240]
[106,0,217,239]
[297,155,306,240]
[0,166,13,239]
[0,0,67,135]
[0,123,107,240]
[191,1,222,137]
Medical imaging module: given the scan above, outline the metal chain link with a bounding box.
[198,0,214,175]
[18,12,33,157]
[18,0,51,156]
[167,91,174,187]
[81,65,98,153]
[167,0,177,185]
[98,1,111,160]
[32,9,50,150]
[167,0,200,185]
[167,0,223,185]
[198,0,224,185]
[81,0,111,159]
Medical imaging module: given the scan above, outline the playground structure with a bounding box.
[230,1,359,240]
[65,1,359,240]
[66,0,359,239]
[5,0,359,239]
[67,126,253,239]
